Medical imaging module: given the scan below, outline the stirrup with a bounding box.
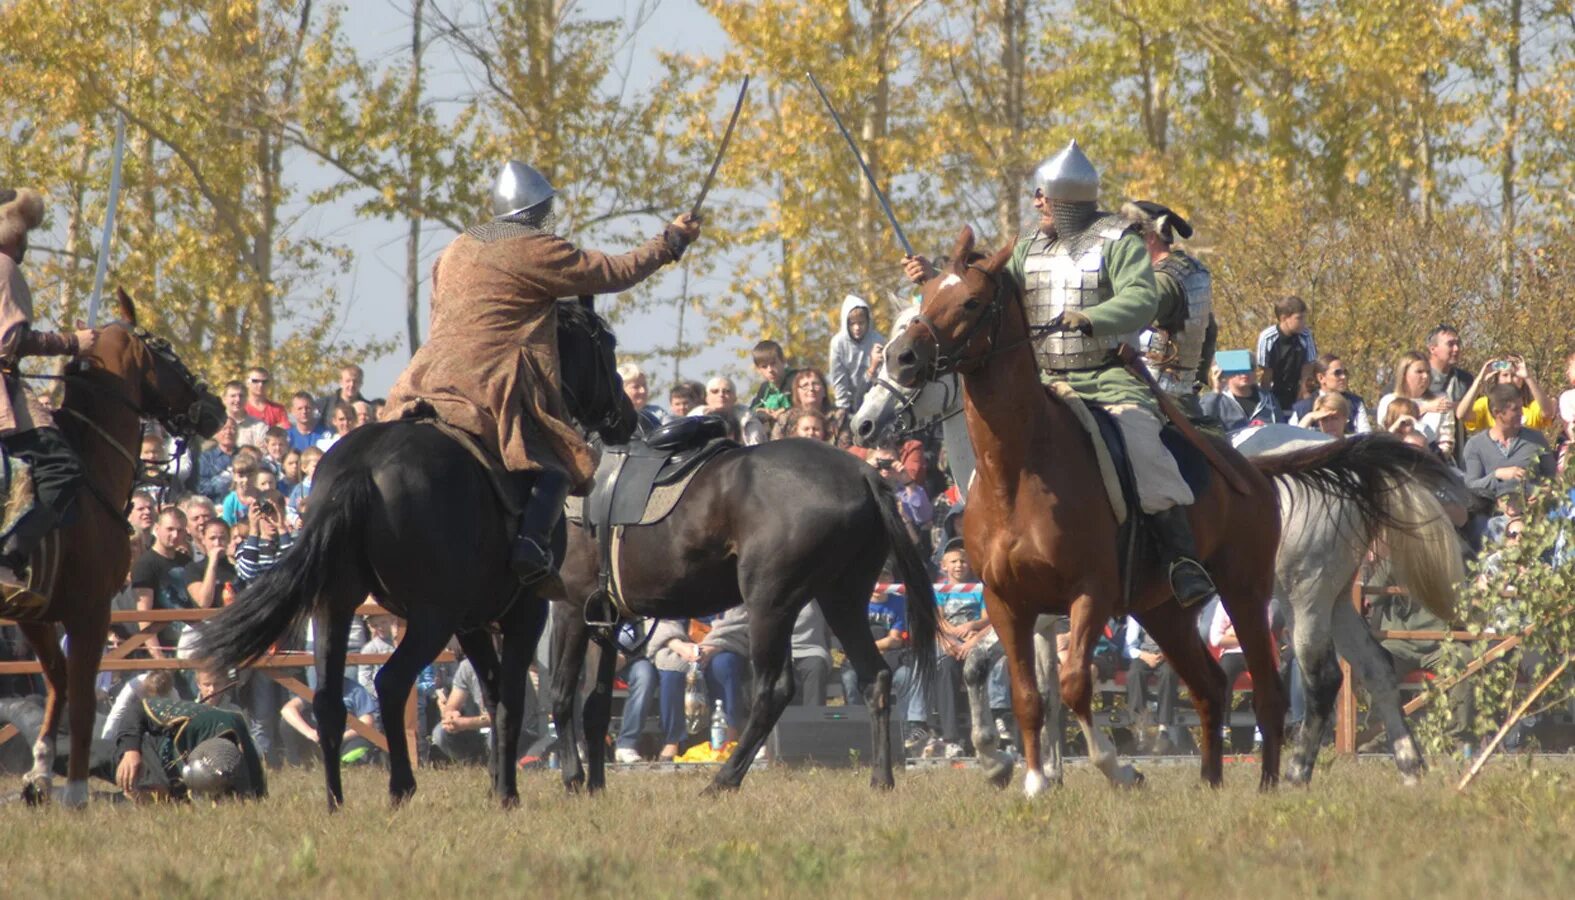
[1167,558,1215,608]
[584,589,619,630]
[510,535,554,584]
[0,570,48,620]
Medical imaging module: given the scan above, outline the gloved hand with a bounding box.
[664,213,701,260]
[1047,310,1093,336]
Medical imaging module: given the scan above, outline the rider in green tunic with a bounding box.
[903,141,1215,606]
[113,696,267,800]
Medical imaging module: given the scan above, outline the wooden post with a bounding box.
[1336,657,1356,754]
[1335,574,1365,754]
[405,686,420,766]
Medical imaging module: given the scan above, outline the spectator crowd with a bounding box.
[4,284,1575,776]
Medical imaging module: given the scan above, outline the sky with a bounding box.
[313,0,744,399]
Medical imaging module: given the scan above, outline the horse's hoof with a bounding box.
[870,774,896,792]
[389,785,416,809]
[500,793,520,810]
[1120,765,1145,788]
[1023,768,1051,798]
[700,781,739,799]
[985,759,1015,789]
[21,777,50,807]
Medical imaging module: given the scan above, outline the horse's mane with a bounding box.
[555,298,612,343]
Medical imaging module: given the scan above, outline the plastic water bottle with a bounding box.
[710,699,727,751]
[547,718,559,770]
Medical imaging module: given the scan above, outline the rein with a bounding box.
[18,339,207,520]
[870,372,964,437]
[908,262,1062,379]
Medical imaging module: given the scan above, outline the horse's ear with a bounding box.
[949,226,975,272]
[578,294,594,314]
[984,243,1013,274]
[115,287,137,327]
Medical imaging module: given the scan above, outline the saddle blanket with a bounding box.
[1046,382,1128,525]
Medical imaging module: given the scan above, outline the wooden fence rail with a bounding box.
[0,604,452,763]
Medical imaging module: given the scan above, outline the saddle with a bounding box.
[573,415,739,626]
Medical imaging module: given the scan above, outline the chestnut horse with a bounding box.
[8,289,223,806]
[887,228,1290,794]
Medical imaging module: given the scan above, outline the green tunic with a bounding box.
[1006,230,1159,410]
[115,697,268,798]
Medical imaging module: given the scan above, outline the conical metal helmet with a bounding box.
[492,161,556,218]
[181,737,246,799]
[1033,140,1099,203]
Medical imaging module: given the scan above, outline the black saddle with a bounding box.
[580,415,739,628]
[1086,406,1212,607]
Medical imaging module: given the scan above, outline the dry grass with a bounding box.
[4,757,1573,899]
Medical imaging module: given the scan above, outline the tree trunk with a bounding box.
[406,0,427,356]
[1499,0,1521,304]
[995,0,1027,246]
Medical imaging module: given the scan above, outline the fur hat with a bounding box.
[1120,199,1192,244]
[0,188,46,247]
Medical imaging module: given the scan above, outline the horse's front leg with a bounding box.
[1063,592,1141,788]
[16,622,67,804]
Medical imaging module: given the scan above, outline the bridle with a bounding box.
[906,262,1057,378]
[557,312,630,440]
[25,325,214,518]
[869,371,963,437]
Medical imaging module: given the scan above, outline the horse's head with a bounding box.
[86,289,226,442]
[850,303,963,447]
[556,296,638,445]
[887,226,1016,389]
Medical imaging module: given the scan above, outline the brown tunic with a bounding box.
[383,225,677,494]
[0,255,78,436]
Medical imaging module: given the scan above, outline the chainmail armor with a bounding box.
[1140,250,1213,396]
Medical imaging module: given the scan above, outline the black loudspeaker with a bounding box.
[766,706,904,768]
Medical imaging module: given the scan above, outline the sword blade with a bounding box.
[690,75,750,218]
[85,113,128,327]
[805,71,914,258]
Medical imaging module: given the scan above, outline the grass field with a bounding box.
[4,756,1573,898]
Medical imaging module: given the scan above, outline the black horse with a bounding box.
[551,438,939,796]
[200,299,637,810]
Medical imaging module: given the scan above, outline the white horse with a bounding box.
[852,304,1464,787]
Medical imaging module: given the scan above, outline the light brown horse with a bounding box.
[888,228,1288,794]
[7,290,222,805]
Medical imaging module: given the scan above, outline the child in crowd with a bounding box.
[828,295,884,412]
[219,456,260,525]
[668,381,702,418]
[263,427,291,472]
[1254,296,1317,416]
[279,449,301,495]
[748,340,792,418]
[287,446,322,528]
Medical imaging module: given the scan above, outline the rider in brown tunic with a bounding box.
[383,162,700,582]
[0,188,98,609]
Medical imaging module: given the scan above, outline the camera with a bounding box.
[1492,360,1512,372]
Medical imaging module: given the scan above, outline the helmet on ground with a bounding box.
[181,736,248,799]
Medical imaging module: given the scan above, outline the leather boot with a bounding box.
[511,468,570,586]
[1150,506,1215,607]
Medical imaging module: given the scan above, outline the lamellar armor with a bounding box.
[1024,215,1137,372]
[1140,250,1213,395]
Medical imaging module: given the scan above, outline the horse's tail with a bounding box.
[198,468,376,672]
[866,469,938,685]
[1253,436,1464,620]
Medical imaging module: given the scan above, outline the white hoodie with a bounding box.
[828,294,884,411]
